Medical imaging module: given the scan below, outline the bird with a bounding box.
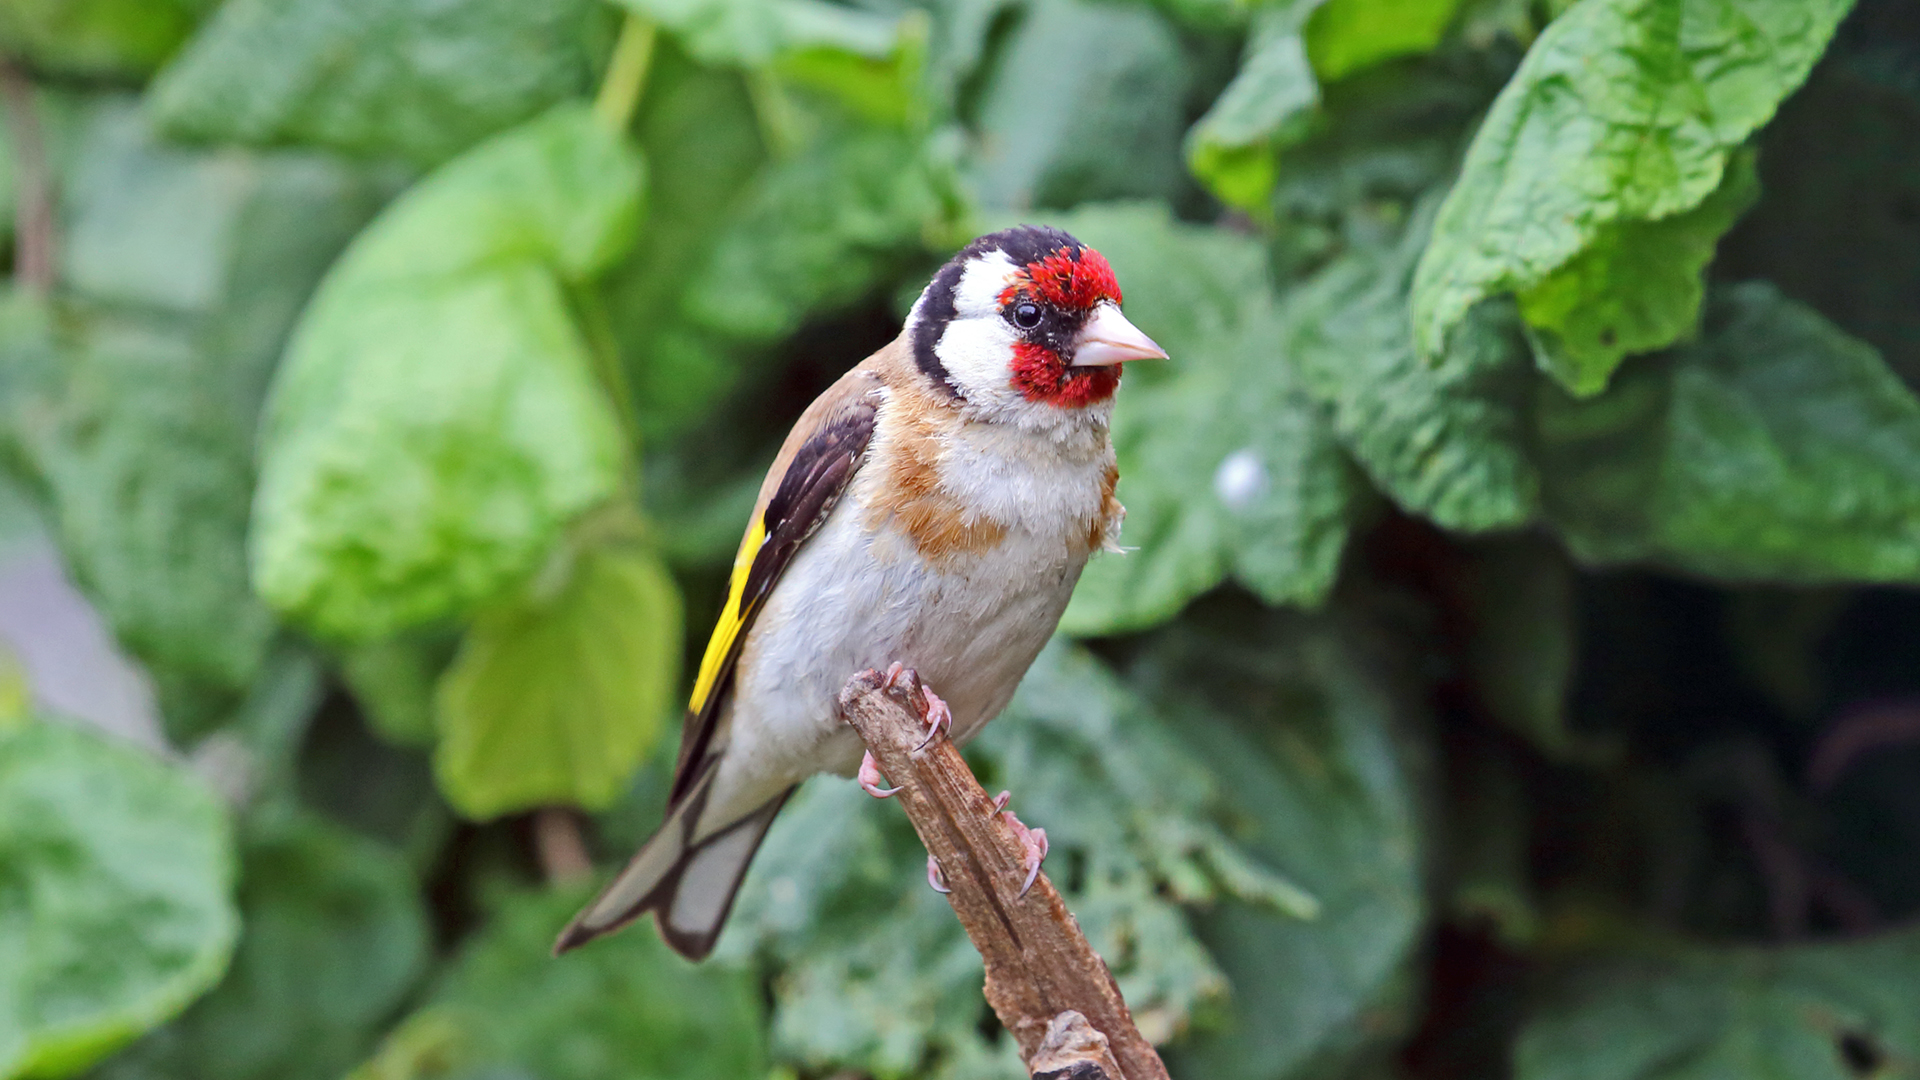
[554,225,1167,960]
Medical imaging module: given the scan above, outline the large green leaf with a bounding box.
[968,0,1193,211]
[1514,929,1920,1080]
[349,887,766,1080]
[1539,283,1920,584]
[1038,204,1356,636]
[434,542,683,819]
[14,102,383,706]
[1140,607,1428,1080]
[0,0,204,78]
[729,642,1314,1079]
[251,105,641,642]
[1517,149,1760,396]
[1285,199,1537,532]
[681,128,954,345]
[1411,0,1854,392]
[149,0,609,166]
[0,721,237,1079]
[94,814,429,1080]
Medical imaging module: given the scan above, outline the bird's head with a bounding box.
[906,226,1166,427]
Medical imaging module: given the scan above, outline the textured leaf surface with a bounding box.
[682,129,952,345]
[1514,929,1920,1080]
[1539,284,1920,583]
[95,815,429,1080]
[251,105,639,641]
[1412,0,1854,385]
[351,888,766,1080]
[150,0,607,166]
[731,642,1317,1078]
[16,103,380,701]
[434,543,682,819]
[1143,610,1427,1080]
[1285,200,1537,532]
[1047,204,1356,635]
[0,722,237,1079]
[1518,150,1760,396]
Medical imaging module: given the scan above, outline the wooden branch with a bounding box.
[838,670,1170,1080]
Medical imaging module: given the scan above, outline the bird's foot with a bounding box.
[858,750,900,798]
[913,685,953,752]
[927,854,951,894]
[999,807,1050,897]
[877,664,954,752]
[990,789,1011,813]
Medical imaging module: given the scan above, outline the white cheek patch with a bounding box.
[952,249,1018,318]
[936,311,1021,410]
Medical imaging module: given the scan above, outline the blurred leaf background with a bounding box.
[2,0,1920,1077]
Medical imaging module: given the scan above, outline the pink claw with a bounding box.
[1000,808,1050,897]
[990,790,1011,814]
[927,854,951,894]
[881,661,907,690]
[913,686,953,752]
[859,750,901,798]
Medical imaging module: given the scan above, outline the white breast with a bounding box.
[697,402,1113,831]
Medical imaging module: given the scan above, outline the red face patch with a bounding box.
[997,246,1121,311]
[1010,341,1121,408]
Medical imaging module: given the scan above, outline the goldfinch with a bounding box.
[555,226,1167,960]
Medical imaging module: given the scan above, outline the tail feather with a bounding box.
[554,783,793,960]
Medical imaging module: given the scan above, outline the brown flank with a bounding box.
[869,392,1009,563]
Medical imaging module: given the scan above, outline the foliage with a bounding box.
[2,0,1919,1078]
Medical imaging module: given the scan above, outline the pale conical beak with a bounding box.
[1070,303,1168,367]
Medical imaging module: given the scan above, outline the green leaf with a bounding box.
[94,814,429,1080]
[251,105,641,642]
[1035,204,1356,636]
[433,542,683,819]
[149,0,610,166]
[1517,149,1761,396]
[731,641,1307,1077]
[969,0,1194,211]
[0,0,204,78]
[14,102,384,706]
[609,0,900,70]
[1141,609,1428,1080]
[350,887,766,1080]
[0,721,238,1079]
[1285,199,1538,532]
[1304,0,1466,82]
[1514,928,1920,1080]
[1539,283,1920,584]
[681,128,953,345]
[602,43,768,438]
[1411,0,1854,389]
[1185,2,1320,213]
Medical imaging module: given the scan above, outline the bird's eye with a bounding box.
[1010,302,1043,330]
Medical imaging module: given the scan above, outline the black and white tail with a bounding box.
[553,781,793,960]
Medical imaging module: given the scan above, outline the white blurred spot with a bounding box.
[1214,448,1268,510]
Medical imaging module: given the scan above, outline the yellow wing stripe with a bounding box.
[688,516,767,715]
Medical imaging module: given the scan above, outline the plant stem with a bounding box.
[594,15,657,133]
[0,60,56,294]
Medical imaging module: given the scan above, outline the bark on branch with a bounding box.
[837,670,1171,1080]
